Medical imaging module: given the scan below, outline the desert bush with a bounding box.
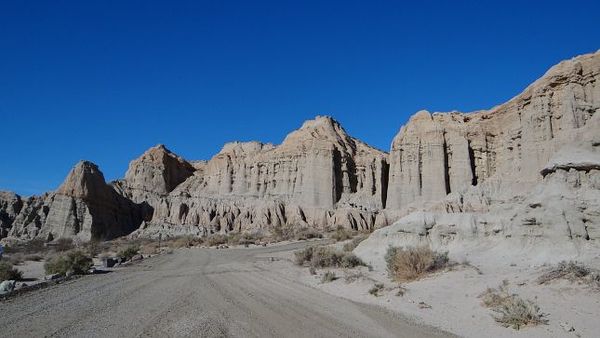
[344,270,365,283]
[295,227,323,241]
[331,227,354,242]
[385,246,449,282]
[44,250,93,275]
[85,240,102,257]
[294,246,364,269]
[537,261,600,287]
[343,234,368,252]
[0,261,23,281]
[117,245,140,261]
[369,283,384,296]
[55,238,75,252]
[479,281,548,330]
[321,271,337,283]
[205,234,229,247]
[141,242,159,255]
[167,236,203,249]
[4,238,46,255]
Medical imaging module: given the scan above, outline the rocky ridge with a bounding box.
[0,50,598,246]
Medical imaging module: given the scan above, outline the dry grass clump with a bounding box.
[205,234,229,247]
[480,281,548,330]
[270,225,322,242]
[385,246,449,282]
[343,234,368,252]
[344,270,366,283]
[537,261,600,287]
[369,283,384,296]
[294,246,365,269]
[331,227,355,242]
[0,261,23,281]
[44,250,93,276]
[54,238,75,252]
[321,271,337,283]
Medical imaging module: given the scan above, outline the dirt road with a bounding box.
[0,242,451,337]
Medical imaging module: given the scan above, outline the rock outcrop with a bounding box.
[126,116,389,238]
[387,51,600,210]
[1,50,599,245]
[1,161,149,243]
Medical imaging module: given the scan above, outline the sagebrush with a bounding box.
[385,246,449,281]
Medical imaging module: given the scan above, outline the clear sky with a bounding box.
[1,0,599,196]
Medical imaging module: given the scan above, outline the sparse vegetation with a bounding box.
[385,246,450,282]
[331,227,354,242]
[205,234,229,247]
[479,281,548,330]
[369,283,384,296]
[270,225,323,242]
[344,270,365,283]
[343,234,368,252]
[54,238,75,252]
[537,261,600,287]
[44,250,93,275]
[117,245,140,261]
[0,261,23,281]
[321,271,337,283]
[294,246,365,269]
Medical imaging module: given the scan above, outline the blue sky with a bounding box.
[1,1,599,196]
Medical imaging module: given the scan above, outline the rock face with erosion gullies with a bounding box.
[1,161,148,243]
[1,51,599,248]
[387,51,600,211]
[126,116,390,238]
[357,51,600,266]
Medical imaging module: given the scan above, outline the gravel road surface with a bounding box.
[0,242,451,337]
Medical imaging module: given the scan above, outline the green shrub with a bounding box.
[117,245,140,261]
[44,250,93,275]
[0,261,23,281]
[385,246,449,282]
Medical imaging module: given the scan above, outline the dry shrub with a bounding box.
[54,238,75,252]
[205,234,229,247]
[294,228,323,241]
[344,270,365,283]
[369,283,384,296]
[167,236,203,249]
[321,271,337,283]
[479,281,548,330]
[117,245,140,261]
[294,246,364,269]
[343,234,368,252]
[140,242,159,255]
[270,225,322,242]
[385,246,449,282]
[538,261,600,287]
[0,261,23,281]
[44,250,93,275]
[331,227,355,242]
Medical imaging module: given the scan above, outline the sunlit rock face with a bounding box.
[387,51,600,210]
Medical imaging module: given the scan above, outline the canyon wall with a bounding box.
[0,50,598,243]
[387,51,600,210]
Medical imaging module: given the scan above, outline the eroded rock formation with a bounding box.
[1,50,598,244]
[1,161,148,243]
[387,51,600,210]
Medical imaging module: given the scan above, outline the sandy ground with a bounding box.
[267,243,600,338]
[0,242,450,338]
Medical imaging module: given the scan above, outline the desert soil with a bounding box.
[0,242,451,338]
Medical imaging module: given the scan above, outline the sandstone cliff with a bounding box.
[1,51,598,244]
[125,116,389,238]
[1,161,148,243]
[387,51,600,210]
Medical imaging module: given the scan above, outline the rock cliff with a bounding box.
[125,116,389,238]
[1,161,148,243]
[1,50,598,244]
[387,51,600,210]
